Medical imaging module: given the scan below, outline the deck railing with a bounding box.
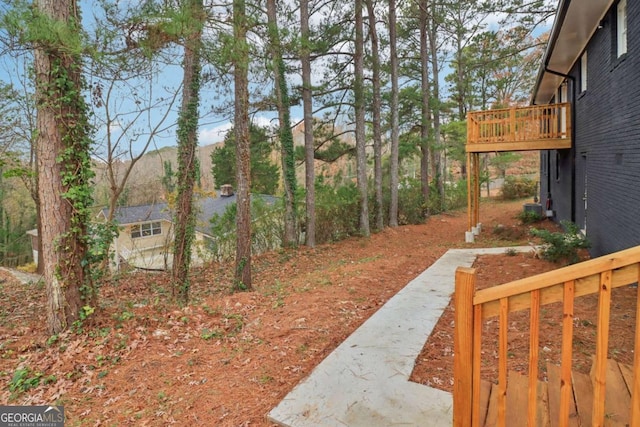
[467,103,571,145]
[453,245,640,427]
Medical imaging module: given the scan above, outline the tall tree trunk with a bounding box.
[419,0,431,209]
[428,6,445,210]
[266,0,297,247]
[34,0,92,333]
[388,0,400,227]
[300,0,316,247]
[0,180,5,262]
[354,0,369,236]
[366,0,384,231]
[234,0,252,289]
[456,34,466,120]
[172,0,204,304]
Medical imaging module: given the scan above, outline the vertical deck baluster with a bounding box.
[528,290,541,426]
[592,270,613,426]
[538,106,543,137]
[559,280,575,427]
[566,103,572,139]
[509,108,516,142]
[498,297,509,427]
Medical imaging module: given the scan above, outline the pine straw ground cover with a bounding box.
[1,199,634,426]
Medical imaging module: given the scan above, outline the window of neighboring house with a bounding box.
[617,0,628,57]
[131,221,162,239]
[580,52,588,92]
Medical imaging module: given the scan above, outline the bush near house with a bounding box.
[530,220,591,265]
[500,176,537,200]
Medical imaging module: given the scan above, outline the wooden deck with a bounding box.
[466,103,572,153]
[464,103,572,230]
[479,360,633,427]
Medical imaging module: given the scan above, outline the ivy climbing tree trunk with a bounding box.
[234,0,252,290]
[171,0,204,304]
[33,0,94,333]
[300,0,316,248]
[266,0,297,248]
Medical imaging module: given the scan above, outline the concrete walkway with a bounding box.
[268,246,532,427]
[0,267,42,285]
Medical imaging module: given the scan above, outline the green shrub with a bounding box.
[444,180,469,211]
[505,248,518,256]
[425,180,468,215]
[500,176,537,200]
[207,197,284,261]
[397,177,428,225]
[314,178,360,243]
[530,221,590,264]
[516,210,544,224]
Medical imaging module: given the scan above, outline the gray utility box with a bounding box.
[523,203,543,216]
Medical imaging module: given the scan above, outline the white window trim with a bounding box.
[131,221,162,239]
[580,52,588,92]
[617,0,628,57]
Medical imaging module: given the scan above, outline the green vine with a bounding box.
[277,59,297,197]
[171,9,204,303]
[43,55,97,305]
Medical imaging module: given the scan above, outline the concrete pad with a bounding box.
[268,246,531,427]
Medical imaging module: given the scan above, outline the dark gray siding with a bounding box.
[542,0,640,256]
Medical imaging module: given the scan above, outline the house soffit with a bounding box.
[533,0,614,104]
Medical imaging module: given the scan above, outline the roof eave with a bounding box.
[531,0,614,105]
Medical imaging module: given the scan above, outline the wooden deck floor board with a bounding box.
[479,360,632,427]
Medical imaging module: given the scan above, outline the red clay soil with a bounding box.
[0,199,634,426]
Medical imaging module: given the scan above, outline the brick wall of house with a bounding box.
[543,0,640,256]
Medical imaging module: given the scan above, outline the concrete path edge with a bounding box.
[268,246,533,427]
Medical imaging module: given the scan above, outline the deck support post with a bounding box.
[454,267,476,427]
[466,152,472,233]
[473,153,480,228]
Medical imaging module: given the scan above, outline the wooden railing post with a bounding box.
[630,263,640,425]
[509,108,516,141]
[454,267,476,427]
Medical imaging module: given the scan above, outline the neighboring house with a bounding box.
[98,186,277,270]
[532,0,640,256]
[98,202,173,270]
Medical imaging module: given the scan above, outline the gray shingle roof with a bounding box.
[103,203,171,225]
[101,193,279,236]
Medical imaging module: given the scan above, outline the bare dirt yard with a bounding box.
[0,199,635,426]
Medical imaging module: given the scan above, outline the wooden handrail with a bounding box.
[453,245,640,426]
[466,103,571,145]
